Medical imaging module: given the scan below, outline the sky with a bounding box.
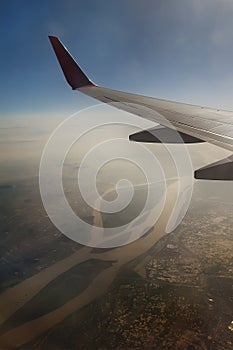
[2,0,233,122]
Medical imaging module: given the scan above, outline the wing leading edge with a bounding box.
[49,36,233,180]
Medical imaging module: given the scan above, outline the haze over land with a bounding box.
[0,107,233,348]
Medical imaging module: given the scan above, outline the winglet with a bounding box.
[48,36,95,89]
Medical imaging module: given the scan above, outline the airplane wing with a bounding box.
[49,36,233,180]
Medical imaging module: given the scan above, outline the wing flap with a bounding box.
[195,155,233,180]
[129,126,205,143]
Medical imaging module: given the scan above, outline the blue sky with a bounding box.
[2,0,233,120]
